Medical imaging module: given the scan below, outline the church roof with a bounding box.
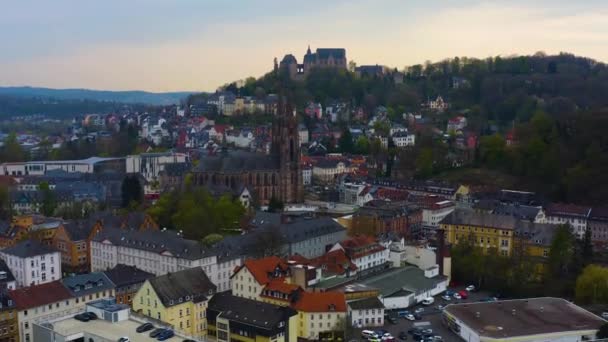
[195,150,280,173]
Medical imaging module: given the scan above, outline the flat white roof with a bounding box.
[50,317,184,342]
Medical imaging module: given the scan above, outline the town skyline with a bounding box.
[2,0,608,92]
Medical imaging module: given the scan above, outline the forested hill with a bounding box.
[0,87,193,106]
[212,52,608,128]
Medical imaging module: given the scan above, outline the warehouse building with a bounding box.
[443,297,604,342]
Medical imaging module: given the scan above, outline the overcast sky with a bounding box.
[2,0,608,92]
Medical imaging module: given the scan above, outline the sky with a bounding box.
[2,0,608,92]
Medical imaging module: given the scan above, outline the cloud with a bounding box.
[1,1,607,91]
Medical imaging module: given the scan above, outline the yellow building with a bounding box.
[292,291,347,341]
[208,291,298,342]
[231,256,293,301]
[133,268,216,340]
[440,209,556,259]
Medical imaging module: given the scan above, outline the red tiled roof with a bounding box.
[236,256,289,285]
[9,281,72,310]
[263,280,301,294]
[545,203,591,217]
[310,249,357,276]
[341,235,377,249]
[292,291,347,312]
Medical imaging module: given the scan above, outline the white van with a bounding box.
[422,297,435,305]
[361,330,378,339]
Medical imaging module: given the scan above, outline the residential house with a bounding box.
[0,240,61,287]
[9,281,74,342]
[428,96,449,112]
[53,219,101,274]
[0,289,18,342]
[292,291,347,341]
[544,203,591,239]
[231,256,292,302]
[207,291,298,342]
[60,272,115,310]
[298,124,309,146]
[312,159,356,184]
[447,116,467,132]
[103,264,154,306]
[348,297,385,328]
[338,182,373,206]
[133,267,216,340]
[392,131,416,147]
[329,236,389,273]
[352,201,422,238]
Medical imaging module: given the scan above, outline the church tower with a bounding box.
[272,96,303,203]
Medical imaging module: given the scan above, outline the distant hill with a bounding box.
[0,86,194,105]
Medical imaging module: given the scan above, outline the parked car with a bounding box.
[74,313,90,322]
[421,329,433,335]
[117,338,130,342]
[408,327,422,335]
[362,330,379,340]
[382,333,395,340]
[453,293,462,300]
[397,310,411,318]
[414,307,424,314]
[413,313,422,320]
[602,312,608,319]
[136,323,154,333]
[458,290,468,299]
[84,312,98,320]
[422,297,434,305]
[149,328,165,338]
[157,329,174,341]
[437,305,445,311]
[398,331,408,340]
[466,285,476,292]
[405,314,415,321]
[441,295,451,301]
[445,290,455,296]
[388,316,398,324]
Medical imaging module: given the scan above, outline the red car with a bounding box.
[458,290,468,299]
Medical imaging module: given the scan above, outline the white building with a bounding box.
[392,131,416,147]
[125,152,188,183]
[330,237,389,273]
[443,297,603,342]
[348,297,385,328]
[302,167,312,186]
[544,204,591,239]
[298,124,309,146]
[339,182,373,206]
[422,200,456,227]
[0,157,123,176]
[10,275,114,342]
[90,228,241,292]
[312,160,355,183]
[0,240,61,288]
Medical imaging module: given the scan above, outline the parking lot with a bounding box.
[351,287,494,342]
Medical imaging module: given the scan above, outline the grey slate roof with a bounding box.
[347,297,385,310]
[103,264,154,288]
[61,272,114,297]
[492,204,542,221]
[440,209,519,230]
[252,213,346,244]
[63,220,97,241]
[92,227,214,260]
[2,239,58,258]
[208,291,297,331]
[195,150,280,173]
[148,267,216,307]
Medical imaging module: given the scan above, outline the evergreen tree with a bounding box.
[121,175,143,208]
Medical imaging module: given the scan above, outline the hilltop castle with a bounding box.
[279,46,347,80]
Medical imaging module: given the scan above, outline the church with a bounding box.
[192,98,303,205]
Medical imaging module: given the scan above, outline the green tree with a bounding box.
[0,185,10,220]
[479,134,506,168]
[121,175,143,208]
[39,181,57,217]
[355,136,370,155]
[202,233,224,247]
[338,128,354,153]
[597,323,608,339]
[268,196,284,213]
[547,224,576,279]
[582,228,594,265]
[415,148,434,178]
[1,132,26,162]
[575,265,608,304]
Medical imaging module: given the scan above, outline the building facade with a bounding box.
[0,240,61,288]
